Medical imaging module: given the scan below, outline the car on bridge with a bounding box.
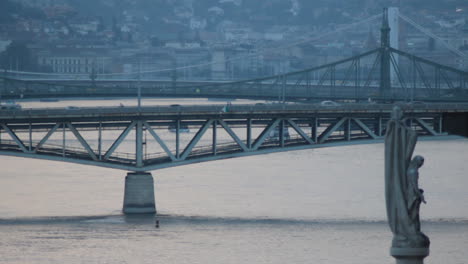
[320,100,341,107]
[407,101,426,106]
[65,106,81,110]
[0,101,21,110]
[268,126,290,141]
[168,123,190,133]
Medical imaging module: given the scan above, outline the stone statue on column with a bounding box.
[385,106,430,263]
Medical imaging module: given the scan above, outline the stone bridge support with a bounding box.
[123,172,156,214]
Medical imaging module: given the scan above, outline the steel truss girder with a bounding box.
[0,113,445,171]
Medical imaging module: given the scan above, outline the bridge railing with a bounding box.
[2,103,468,121]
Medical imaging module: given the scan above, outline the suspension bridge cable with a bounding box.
[98,13,383,77]
[1,13,382,78]
[398,13,467,58]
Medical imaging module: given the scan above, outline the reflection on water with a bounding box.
[1,214,468,264]
[0,126,467,263]
[3,214,468,226]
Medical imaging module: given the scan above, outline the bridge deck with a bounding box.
[2,103,468,120]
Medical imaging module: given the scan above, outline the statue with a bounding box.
[407,155,426,234]
[385,106,430,249]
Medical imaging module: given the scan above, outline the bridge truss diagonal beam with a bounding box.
[413,118,439,136]
[1,123,29,153]
[351,118,379,139]
[180,119,214,160]
[103,121,136,160]
[143,121,177,161]
[286,119,315,144]
[35,123,60,152]
[66,122,98,161]
[217,119,249,152]
[252,119,281,150]
[318,117,348,143]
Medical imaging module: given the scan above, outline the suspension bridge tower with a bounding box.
[388,7,399,83]
[380,7,400,99]
[380,8,391,99]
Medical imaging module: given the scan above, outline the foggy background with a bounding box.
[1,0,467,80]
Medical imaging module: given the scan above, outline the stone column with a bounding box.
[123,172,156,214]
[391,247,429,264]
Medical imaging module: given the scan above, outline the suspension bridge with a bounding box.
[1,9,468,103]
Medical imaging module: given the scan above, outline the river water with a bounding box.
[0,99,467,263]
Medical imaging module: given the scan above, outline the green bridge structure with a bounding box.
[1,11,468,103]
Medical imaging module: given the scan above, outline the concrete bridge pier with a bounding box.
[123,172,156,214]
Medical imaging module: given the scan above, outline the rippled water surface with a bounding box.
[0,102,467,263]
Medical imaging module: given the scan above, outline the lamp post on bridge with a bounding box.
[137,58,142,110]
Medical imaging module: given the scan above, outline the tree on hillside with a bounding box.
[0,0,44,23]
[0,41,38,71]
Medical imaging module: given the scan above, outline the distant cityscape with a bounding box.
[1,0,468,80]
